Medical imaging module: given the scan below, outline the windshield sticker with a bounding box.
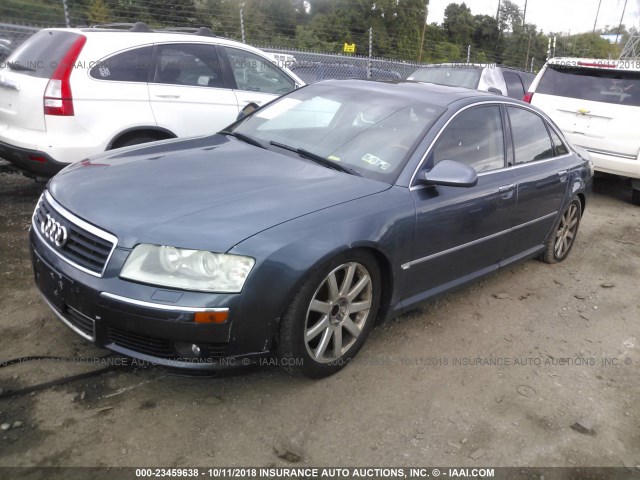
[255,98,302,120]
[362,153,390,170]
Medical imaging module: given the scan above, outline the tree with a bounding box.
[443,3,474,46]
[87,0,110,24]
[498,0,522,33]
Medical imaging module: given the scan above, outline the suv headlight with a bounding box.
[120,244,255,293]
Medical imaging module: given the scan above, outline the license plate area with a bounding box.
[33,254,96,340]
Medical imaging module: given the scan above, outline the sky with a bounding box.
[427,0,640,35]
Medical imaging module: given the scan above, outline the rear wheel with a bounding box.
[632,188,640,206]
[278,251,381,378]
[542,198,582,263]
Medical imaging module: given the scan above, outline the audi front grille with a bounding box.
[32,191,117,277]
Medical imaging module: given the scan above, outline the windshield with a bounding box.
[537,66,640,106]
[228,84,444,183]
[409,67,482,89]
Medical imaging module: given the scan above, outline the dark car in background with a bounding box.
[408,63,535,99]
[30,80,592,378]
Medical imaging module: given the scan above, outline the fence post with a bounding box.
[62,0,71,27]
[240,7,246,43]
[368,27,372,79]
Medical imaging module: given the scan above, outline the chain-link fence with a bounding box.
[260,47,425,81]
[0,23,426,80]
[0,23,40,57]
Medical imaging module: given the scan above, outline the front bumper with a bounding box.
[30,233,270,371]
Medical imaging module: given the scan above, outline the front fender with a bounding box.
[228,186,415,352]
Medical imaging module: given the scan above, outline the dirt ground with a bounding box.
[0,167,639,469]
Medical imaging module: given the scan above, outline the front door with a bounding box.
[404,105,517,305]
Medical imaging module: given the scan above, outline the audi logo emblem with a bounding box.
[41,213,68,247]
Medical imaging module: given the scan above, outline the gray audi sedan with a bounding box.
[30,80,593,378]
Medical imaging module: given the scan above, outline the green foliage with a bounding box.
[2,0,625,69]
[87,0,110,24]
[443,3,474,46]
[557,32,619,59]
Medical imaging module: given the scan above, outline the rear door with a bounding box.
[531,65,640,159]
[148,43,239,137]
[503,105,573,259]
[0,30,82,132]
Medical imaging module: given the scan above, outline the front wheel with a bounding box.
[542,198,582,264]
[278,251,381,378]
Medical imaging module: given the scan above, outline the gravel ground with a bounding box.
[0,169,639,469]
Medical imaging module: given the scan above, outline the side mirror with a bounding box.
[236,102,260,121]
[487,87,503,95]
[420,160,478,188]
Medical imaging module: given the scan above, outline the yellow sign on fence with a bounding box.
[343,43,356,53]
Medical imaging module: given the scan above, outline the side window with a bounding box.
[507,107,554,164]
[224,47,295,95]
[90,46,152,82]
[431,106,505,173]
[152,44,223,88]
[548,126,569,156]
[502,71,525,99]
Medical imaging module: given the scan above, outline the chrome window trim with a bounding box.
[100,292,230,313]
[401,211,557,270]
[39,294,95,342]
[31,191,118,278]
[407,100,573,190]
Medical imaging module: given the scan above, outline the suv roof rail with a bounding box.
[159,26,215,37]
[90,22,152,32]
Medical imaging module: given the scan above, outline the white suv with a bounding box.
[525,58,640,204]
[0,23,303,178]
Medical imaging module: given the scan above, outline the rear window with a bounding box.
[409,67,482,90]
[537,65,640,106]
[6,30,83,79]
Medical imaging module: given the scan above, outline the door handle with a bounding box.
[498,184,516,193]
[558,169,569,182]
[155,94,180,99]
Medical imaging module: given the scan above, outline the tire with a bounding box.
[632,189,640,206]
[111,133,163,149]
[278,250,381,379]
[542,198,582,264]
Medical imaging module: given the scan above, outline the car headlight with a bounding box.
[120,244,255,293]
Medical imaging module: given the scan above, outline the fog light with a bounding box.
[174,341,202,358]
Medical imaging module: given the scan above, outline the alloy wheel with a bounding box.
[304,262,372,363]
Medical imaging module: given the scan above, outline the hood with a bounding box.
[49,135,390,252]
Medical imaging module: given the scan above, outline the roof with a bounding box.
[43,25,249,51]
[548,57,640,72]
[314,79,502,108]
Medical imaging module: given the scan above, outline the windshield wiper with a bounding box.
[7,62,35,72]
[269,141,361,176]
[220,130,267,149]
